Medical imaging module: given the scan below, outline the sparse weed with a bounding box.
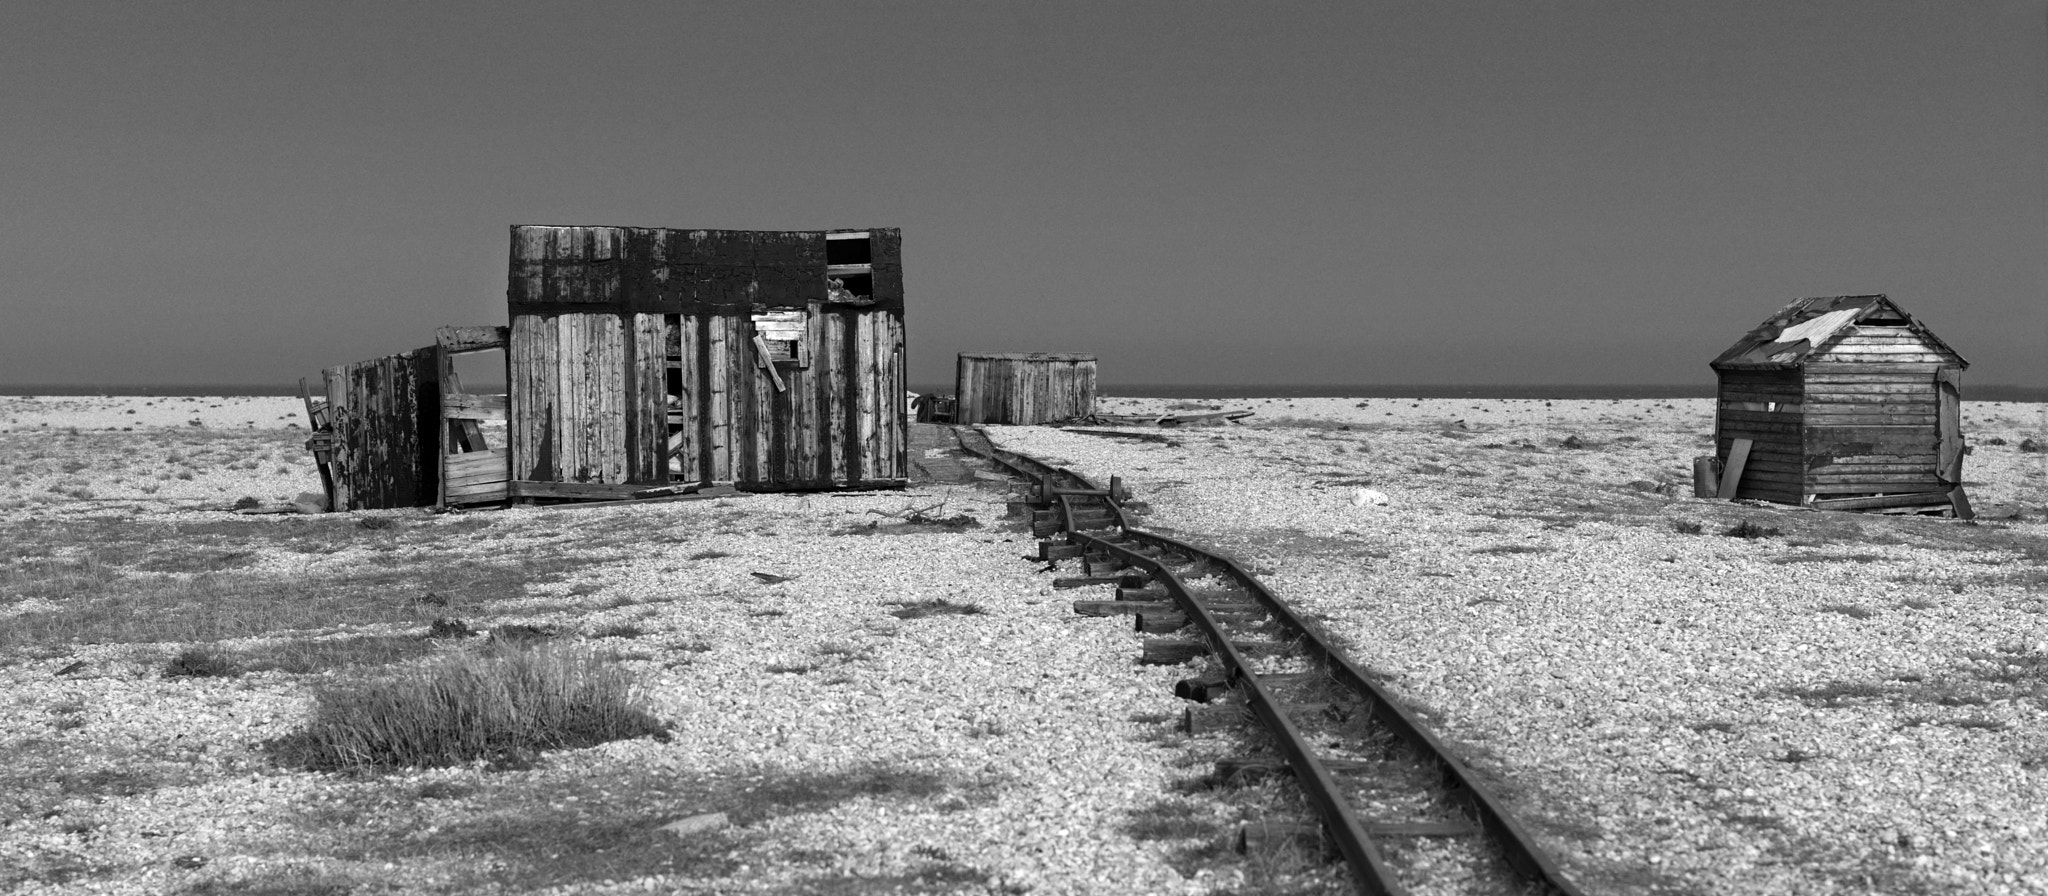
[163,644,240,678]
[267,643,668,772]
[889,599,987,619]
[1722,520,1781,539]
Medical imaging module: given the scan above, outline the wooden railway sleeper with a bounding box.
[1175,670,1323,703]
[1088,526,1588,896]
[975,442,1584,895]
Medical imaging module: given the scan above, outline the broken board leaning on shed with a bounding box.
[1707,294,1970,518]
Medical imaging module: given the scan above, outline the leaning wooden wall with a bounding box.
[322,347,439,510]
[1713,367,1804,504]
[1799,327,1957,498]
[955,352,1097,425]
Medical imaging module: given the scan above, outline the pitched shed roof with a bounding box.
[1709,294,1967,370]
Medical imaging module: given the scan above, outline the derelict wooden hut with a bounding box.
[1708,295,1968,513]
[954,352,1097,425]
[506,225,908,495]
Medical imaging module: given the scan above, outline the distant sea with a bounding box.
[7,382,2047,403]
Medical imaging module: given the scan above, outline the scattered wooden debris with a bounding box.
[1062,428,1179,445]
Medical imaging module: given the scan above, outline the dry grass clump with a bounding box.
[888,598,987,619]
[1722,520,1782,539]
[268,643,669,773]
[162,644,239,678]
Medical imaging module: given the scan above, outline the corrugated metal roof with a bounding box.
[1709,295,1967,370]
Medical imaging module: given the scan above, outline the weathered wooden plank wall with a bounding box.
[322,347,439,510]
[657,308,905,488]
[1713,368,1803,503]
[506,224,907,494]
[508,313,667,485]
[954,353,1097,425]
[1801,327,1957,497]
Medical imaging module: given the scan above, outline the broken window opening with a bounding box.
[826,231,874,305]
[752,309,810,367]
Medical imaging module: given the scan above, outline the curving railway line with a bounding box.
[955,426,1586,896]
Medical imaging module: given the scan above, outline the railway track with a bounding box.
[955,426,1585,896]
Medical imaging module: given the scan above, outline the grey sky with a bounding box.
[4,1,2042,389]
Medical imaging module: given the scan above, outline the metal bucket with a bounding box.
[1692,456,1721,498]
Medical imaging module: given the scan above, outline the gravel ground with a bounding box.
[0,397,1243,895]
[4,394,2046,895]
[991,396,2048,896]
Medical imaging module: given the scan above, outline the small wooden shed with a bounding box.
[506,224,908,494]
[1708,295,1968,513]
[954,352,1097,425]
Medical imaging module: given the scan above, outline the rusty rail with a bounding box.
[956,425,1585,896]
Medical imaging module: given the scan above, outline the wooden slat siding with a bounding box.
[884,312,903,479]
[955,353,1098,424]
[322,366,351,511]
[872,313,889,480]
[445,449,512,484]
[1716,414,1801,434]
[1809,470,1946,486]
[1802,393,1938,407]
[322,348,437,510]
[630,313,667,483]
[855,311,878,481]
[509,316,534,481]
[706,314,732,482]
[1801,383,1947,396]
[447,482,512,500]
[827,311,850,483]
[444,394,509,420]
[793,308,820,484]
[887,313,907,479]
[1807,429,1940,457]
[761,318,780,483]
[804,311,825,483]
[505,311,638,485]
[752,315,772,483]
[1936,367,1963,484]
[1801,414,1938,427]
[740,320,763,485]
[679,315,704,482]
[1806,373,1946,385]
[1804,361,1950,374]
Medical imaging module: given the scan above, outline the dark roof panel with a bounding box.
[1709,295,1966,370]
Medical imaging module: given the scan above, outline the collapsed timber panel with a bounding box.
[321,347,439,511]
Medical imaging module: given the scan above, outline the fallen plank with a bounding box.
[1062,428,1178,444]
[1717,437,1753,500]
[1809,490,1952,512]
[1158,410,1255,427]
